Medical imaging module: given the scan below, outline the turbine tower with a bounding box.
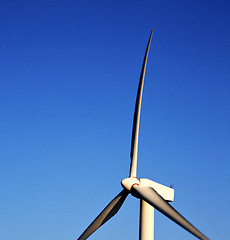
[77,30,209,240]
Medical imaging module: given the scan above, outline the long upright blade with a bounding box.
[77,190,129,240]
[129,29,153,177]
[131,185,209,240]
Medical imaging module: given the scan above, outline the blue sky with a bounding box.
[0,0,230,239]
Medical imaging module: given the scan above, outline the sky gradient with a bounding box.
[0,1,230,239]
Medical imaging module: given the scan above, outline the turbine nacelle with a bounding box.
[139,178,174,202]
[121,177,174,202]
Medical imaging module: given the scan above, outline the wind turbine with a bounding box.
[77,30,209,240]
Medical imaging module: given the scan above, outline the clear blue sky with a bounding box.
[0,1,229,239]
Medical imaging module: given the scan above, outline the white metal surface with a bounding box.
[140,200,154,240]
[140,178,174,202]
[121,177,140,191]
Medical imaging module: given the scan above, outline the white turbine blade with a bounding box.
[129,29,153,177]
[131,185,209,240]
[77,190,129,240]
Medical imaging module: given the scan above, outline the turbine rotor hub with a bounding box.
[121,177,140,191]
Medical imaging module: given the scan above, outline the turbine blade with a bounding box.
[131,185,209,240]
[129,29,153,177]
[77,190,129,240]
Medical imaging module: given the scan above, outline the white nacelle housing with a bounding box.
[139,178,174,202]
[121,177,174,202]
